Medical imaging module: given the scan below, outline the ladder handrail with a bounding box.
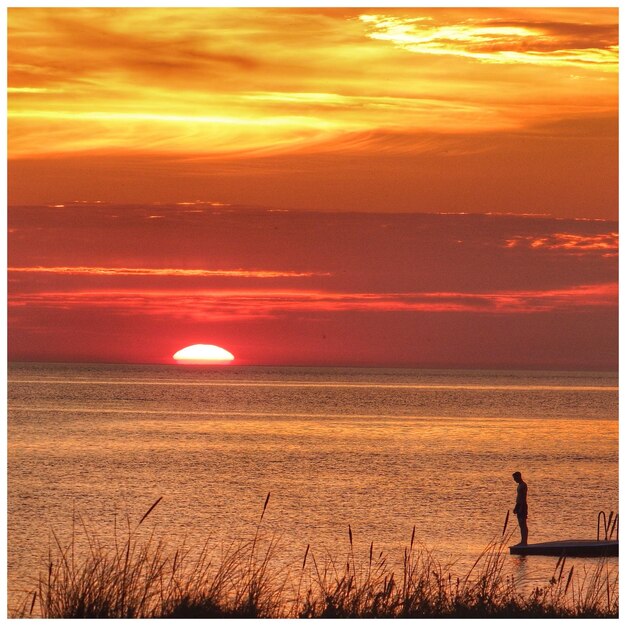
[597,510,619,541]
[597,511,607,541]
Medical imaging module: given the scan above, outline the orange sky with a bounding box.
[8,7,618,216]
[7,8,619,368]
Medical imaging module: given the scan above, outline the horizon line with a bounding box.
[6,359,618,375]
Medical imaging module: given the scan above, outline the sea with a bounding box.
[7,363,618,611]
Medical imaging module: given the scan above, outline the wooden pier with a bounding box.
[509,540,618,557]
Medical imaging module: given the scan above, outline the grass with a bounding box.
[12,496,619,618]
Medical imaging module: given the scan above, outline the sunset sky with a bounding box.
[7,7,618,368]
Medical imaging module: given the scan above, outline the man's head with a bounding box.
[512,471,522,483]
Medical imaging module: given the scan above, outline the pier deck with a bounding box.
[509,540,618,557]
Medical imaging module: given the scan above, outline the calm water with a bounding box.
[8,363,618,610]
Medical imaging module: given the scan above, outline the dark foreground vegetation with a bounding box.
[13,497,618,618]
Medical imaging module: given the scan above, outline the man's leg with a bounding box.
[518,515,528,545]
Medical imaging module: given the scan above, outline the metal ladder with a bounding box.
[597,510,619,541]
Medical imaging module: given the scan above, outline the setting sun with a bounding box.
[173,344,235,364]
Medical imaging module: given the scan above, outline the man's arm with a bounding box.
[514,484,527,514]
[513,484,524,514]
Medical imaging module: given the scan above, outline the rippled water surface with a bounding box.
[8,363,618,610]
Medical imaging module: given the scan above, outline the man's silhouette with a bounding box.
[512,471,528,545]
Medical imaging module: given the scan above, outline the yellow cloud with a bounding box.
[360,14,618,70]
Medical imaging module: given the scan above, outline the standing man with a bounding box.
[512,471,528,545]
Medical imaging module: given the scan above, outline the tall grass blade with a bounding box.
[564,566,574,594]
[29,591,36,616]
[138,497,163,528]
[260,492,271,522]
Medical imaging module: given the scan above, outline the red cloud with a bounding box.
[8,283,617,323]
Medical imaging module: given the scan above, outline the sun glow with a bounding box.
[173,344,235,364]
